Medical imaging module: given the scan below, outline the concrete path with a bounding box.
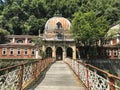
[34,61,85,90]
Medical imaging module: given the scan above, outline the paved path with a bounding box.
[29,61,85,90]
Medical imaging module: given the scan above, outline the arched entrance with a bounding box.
[46,47,52,58]
[66,47,73,58]
[56,47,63,60]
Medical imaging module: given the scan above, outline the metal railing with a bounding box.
[64,58,120,90]
[0,58,53,90]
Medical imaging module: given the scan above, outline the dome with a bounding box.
[107,24,120,37]
[45,16,71,32]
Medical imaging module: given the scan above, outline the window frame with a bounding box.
[10,48,14,55]
[31,49,35,55]
[2,48,7,55]
[17,48,21,55]
[24,48,28,55]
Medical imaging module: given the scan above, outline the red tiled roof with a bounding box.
[6,35,38,39]
[0,44,36,48]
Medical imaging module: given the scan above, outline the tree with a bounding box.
[0,0,119,35]
[71,11,109,58]
[33,36,46,59]
[0,27,9,44]
[72,11,109,46]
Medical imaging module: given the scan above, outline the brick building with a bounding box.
[0,35,37,59]
[0,15,119,60]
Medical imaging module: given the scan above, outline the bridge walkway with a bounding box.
[27,61,86,90]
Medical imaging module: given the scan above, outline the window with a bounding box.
[24,48,28,55]
[2,48,7,55]
[17,48,21,55]
[56,22,62,29]
[29,40,33,44]
[10,48,14,55]
[31,49,35,55]
[17,40,23,44]
[57,33,63,39]
[106,50,109,56]
[114,50,118,56]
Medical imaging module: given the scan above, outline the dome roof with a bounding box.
[45,16,71,32]
[107,24,120,37]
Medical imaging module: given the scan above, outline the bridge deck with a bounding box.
[27,61,85,90]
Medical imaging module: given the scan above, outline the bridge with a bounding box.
[0,58,120,90]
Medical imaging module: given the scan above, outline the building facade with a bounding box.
[0,35,37,59]
[42,16,76,60]
[0,15,119,60]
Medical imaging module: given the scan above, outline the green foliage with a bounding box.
[0,59,36,69]
[40,50,46,59]
[0,0,119,35]
[0,28,9,44]
[33,37,43,49]
[72,11,109,46]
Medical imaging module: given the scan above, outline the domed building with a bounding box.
[42,15,76,60]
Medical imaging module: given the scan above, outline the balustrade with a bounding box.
[0,58,53,90]
[64,58,120,90]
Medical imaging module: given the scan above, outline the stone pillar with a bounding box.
[42,45,45,52]
[63,48,66,60]
[72,46,76,60]
[35,50,39,59]
[25,37,28,44]
[52,45,56,59]
[12,37,15,44]
[117,37,119,43]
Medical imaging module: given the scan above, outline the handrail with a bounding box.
[0,58,53,90]
[64,58,120,90]
[78,61,120,81]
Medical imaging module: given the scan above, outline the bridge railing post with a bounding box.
[108,75,115,90]
[19,64,24,90]
[86,64,89,89]
[78,62,80,78]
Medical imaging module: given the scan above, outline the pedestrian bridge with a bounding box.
[0,58,120,90]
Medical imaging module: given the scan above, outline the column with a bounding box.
[12,37,15,44]
[63,48,66,60]
[25,37,28,44]
[42,45,45,52]
[35,50,39,59]
[72,46,76,60]
[52,45,56,59]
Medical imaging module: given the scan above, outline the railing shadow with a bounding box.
[24,60,55,90]
[0,58,54,90]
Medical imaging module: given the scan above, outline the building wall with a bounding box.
[0,35,37,59]
[0,48,35,59]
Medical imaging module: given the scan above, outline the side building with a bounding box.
[0,35,37,59]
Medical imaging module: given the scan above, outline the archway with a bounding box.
[66,47,73,58]
[46,47,52,58]
[56,47,63,60]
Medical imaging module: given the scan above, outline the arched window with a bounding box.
[17,40,23,44]
[56,22,62,29]
[66,47,73,58]
[57,33,63,39]
[29,40,34,44]
[46,47,52,58]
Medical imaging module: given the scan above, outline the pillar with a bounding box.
[52,45,56,59]
[42,45,45,52]
[12,37,15,44]
[63,48,66,60]
[35,50,39,59]
[72,45,76,60]
[25,37,28,44]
